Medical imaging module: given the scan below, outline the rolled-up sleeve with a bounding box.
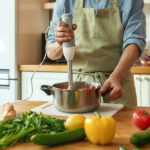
[47,0,64,44]
[122,0,146,55]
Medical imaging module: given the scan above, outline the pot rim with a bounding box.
[52,81,101,91]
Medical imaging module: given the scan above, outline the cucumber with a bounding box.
[119,146,128,150]
[119,146,141,150]
[31,128,85,146]
[130,127,150,146]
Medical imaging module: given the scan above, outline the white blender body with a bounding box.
[62,13,75,90]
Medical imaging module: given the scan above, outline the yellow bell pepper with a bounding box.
[84,112,116,145]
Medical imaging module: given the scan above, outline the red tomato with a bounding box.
[132,109,150,130]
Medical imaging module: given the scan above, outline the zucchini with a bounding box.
[130,127,150,146]
[31,128,85,146]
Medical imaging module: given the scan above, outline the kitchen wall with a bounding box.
[17,0,49,65]
[143,4,150,54]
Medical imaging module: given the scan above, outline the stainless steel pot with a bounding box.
[41,82,111,113]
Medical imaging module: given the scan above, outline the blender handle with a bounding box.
[101,88,113,97]
[41,85,54,96]
[62,13,75,48]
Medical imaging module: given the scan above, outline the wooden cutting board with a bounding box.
[4,100,150,150]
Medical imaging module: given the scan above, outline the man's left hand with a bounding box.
[99,77,123,101]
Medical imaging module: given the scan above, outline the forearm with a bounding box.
[110,44,140,81]
[46,42,63,60]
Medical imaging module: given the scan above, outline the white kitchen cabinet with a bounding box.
[134,75,143,106]
[141,75,150,106]
[134,74,150,106]
[21,71,67,101]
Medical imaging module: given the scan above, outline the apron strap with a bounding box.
[109,0,118,8]
[74,0,83,9]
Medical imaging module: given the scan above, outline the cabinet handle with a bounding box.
[144,77,150,81]
[135,77,142,81]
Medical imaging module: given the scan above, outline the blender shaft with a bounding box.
[67,60,73,90]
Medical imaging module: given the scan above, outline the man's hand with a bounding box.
[55,21,77,45]
[46,22,77,60]
[99,44,140,101]
[100,76,123,101]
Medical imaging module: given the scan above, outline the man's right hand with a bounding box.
[46,22,77,60]
[55,21,77,45]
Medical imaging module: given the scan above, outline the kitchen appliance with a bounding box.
[62,13,75,90]
[41,82,111,113]
[41,82,100,113]
[0,0,45,105]
[0,0,19,106]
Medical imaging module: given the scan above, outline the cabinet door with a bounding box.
[134,74,150,107]
[21,72,67,101]
[134,75,143,106]
[141,75,150,106]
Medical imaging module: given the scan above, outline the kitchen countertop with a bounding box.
[19,63,150,74]
[6,100,150,150]
[19,63,68,72]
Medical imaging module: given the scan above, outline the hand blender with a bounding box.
[62,13,75,90]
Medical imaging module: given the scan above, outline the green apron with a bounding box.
[72,0,137,106]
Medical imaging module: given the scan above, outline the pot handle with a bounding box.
[41,85,54,95]
[101,88,113,97]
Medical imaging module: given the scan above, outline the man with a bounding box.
[46,0,146,105]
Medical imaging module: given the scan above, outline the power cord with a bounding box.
[23,16,62,101]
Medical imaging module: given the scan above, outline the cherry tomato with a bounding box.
[132,109,150,130]
[89,86,96,89]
